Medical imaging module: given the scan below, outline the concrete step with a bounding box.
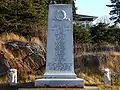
[18,86,99,90]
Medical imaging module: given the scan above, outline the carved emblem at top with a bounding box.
[55,10,71,21]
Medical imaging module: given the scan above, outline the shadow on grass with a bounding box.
[0,82,34,90]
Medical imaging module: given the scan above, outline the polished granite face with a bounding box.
[45,4,74,75]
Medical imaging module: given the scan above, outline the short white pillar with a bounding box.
[9,68,17,85]
[104,68,111,85]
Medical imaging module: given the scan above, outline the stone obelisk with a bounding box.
[35,4,84,87]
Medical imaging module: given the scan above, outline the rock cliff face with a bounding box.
[0,39,46,78]
[0,51,8,76]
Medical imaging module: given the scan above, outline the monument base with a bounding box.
[35,78,84,88]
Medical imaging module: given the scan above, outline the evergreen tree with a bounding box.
[0,0,48,37]
[73,25,91,44]
[106,0,120,24]
[29,0,48,25]
[90,23,108,43]
[72,0,77,20]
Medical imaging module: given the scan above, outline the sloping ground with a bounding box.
[74,43,120,85]
[75,52,120,85]
[0,33,120,86]
[0,33,46,83]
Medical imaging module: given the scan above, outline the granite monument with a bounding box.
[35,4,84,87]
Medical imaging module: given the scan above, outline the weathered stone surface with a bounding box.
[35,78,84,87]
[5,41,45,69]
[75,53,107,69]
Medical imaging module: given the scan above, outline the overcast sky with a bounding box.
[75,0,111,17]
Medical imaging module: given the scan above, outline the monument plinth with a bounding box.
[35,4,84,87]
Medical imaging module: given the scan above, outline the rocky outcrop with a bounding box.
[0,40,46,77]
[75,53,108,69]
[5,41,45,68]
[0,51,8,76]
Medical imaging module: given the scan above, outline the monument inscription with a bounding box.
[45,4,74,74]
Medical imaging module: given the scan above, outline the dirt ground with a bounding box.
[0,82,34,90]
[0,82,120,90]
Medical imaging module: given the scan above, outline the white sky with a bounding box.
[75,0,111,17]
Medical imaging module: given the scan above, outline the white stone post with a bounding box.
[104,68,111,85]
[9,68,17,85]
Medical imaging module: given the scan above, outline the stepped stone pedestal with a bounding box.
[35,4,84,88]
